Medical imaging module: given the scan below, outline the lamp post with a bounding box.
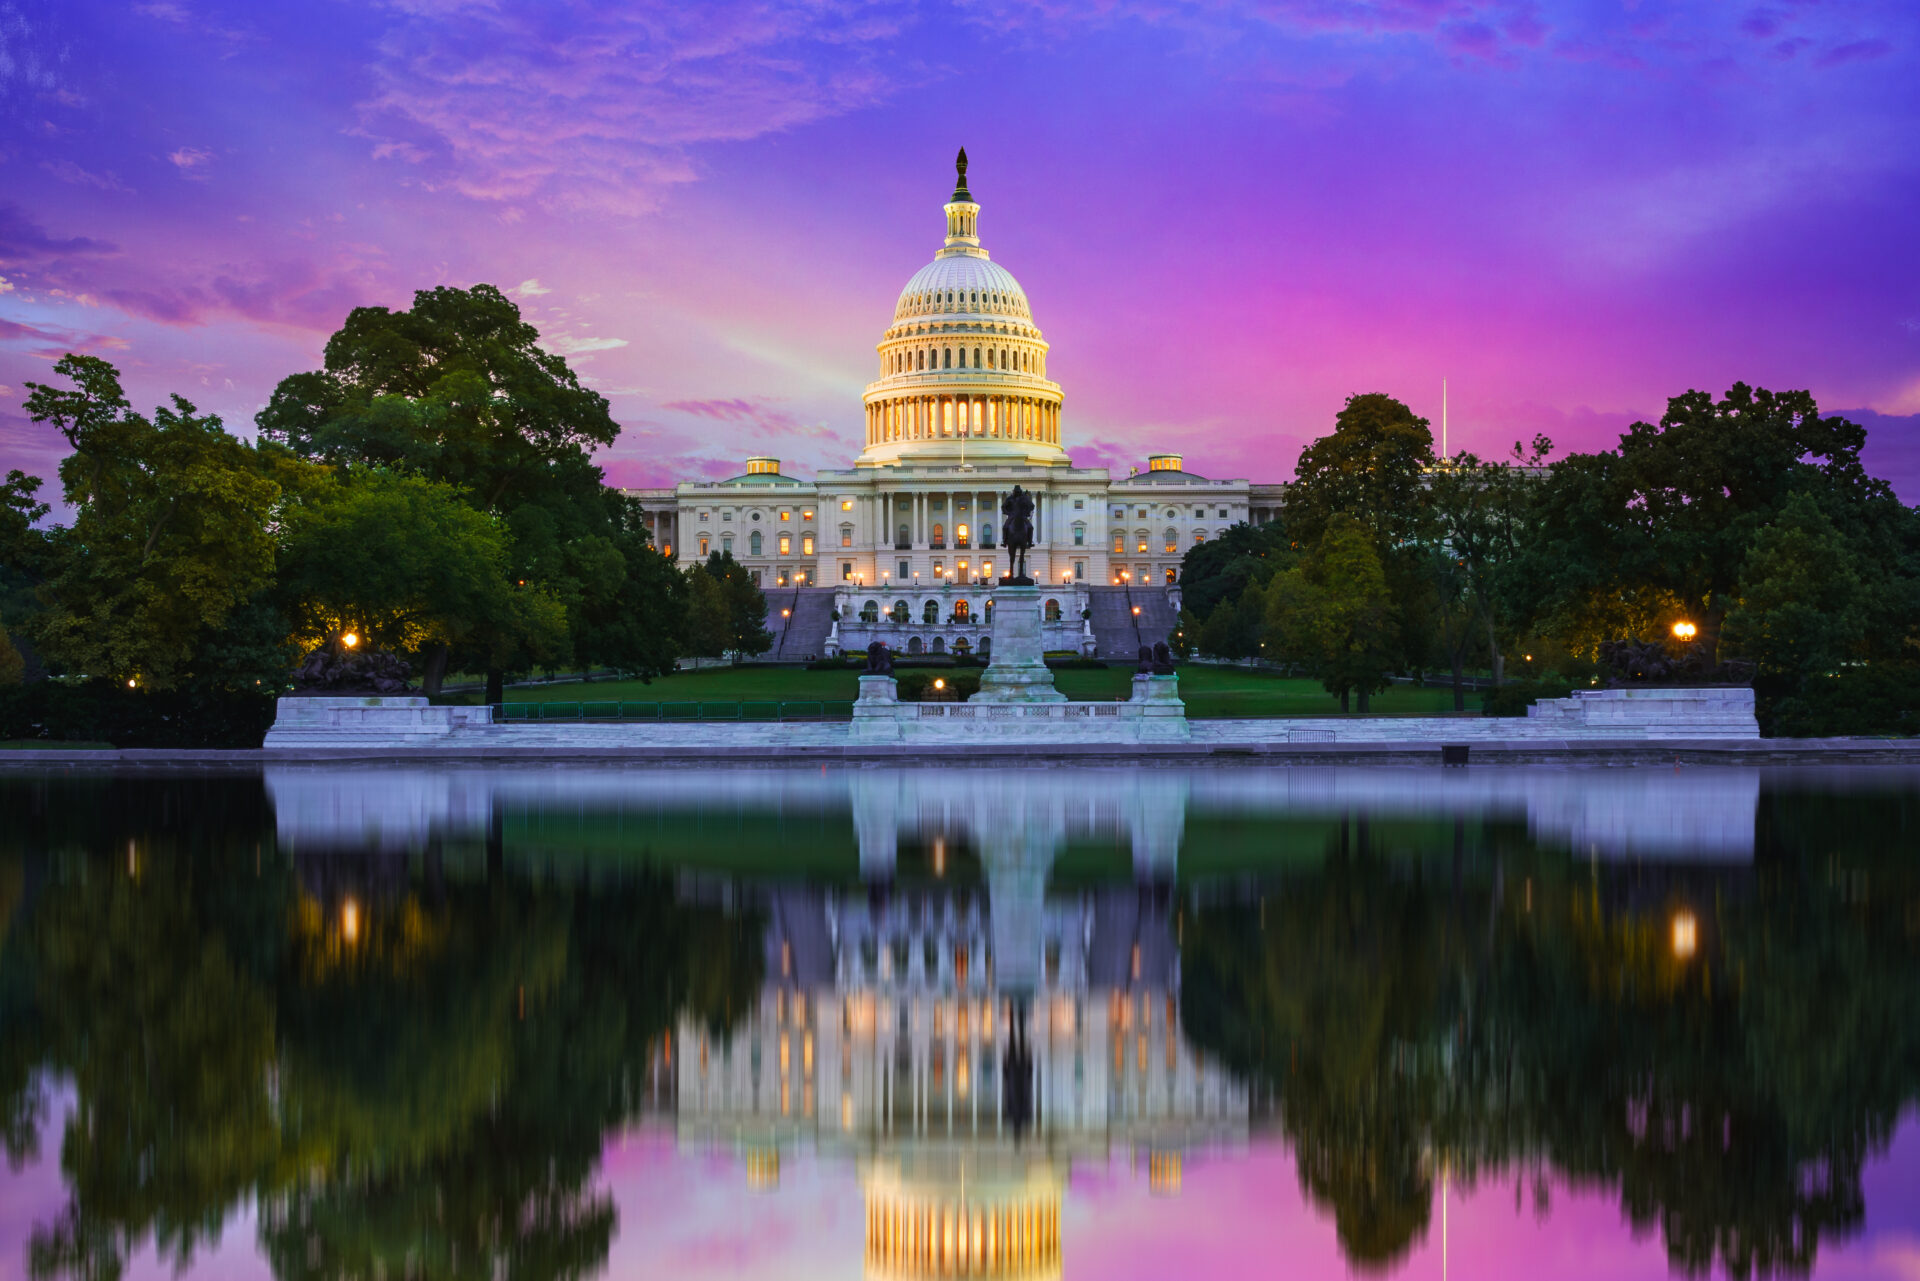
[1672,621,1698,641]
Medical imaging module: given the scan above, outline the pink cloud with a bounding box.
[0,204,118,265]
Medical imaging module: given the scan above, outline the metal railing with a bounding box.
[494,700,855,723]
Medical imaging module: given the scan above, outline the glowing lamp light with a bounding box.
[781,608,791,619]
[1672,910,1698,960]
[1132,606,1141,616]
[1672,621,1698,641]
[933,678,945,690]
[342,897,361,945]
[341,632,360,649]
[126,677,137,688]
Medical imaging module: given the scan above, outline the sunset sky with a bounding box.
[2,0,1918,498]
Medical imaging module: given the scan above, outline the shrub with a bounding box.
[0,680,278,748]
[1045,657,1108,670]
[1764,665,1920,737]
[894,671,982,702]
[1481,678,1574,718]
[807,655,861,670]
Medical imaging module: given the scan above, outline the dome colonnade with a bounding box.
[858,148,1067,469]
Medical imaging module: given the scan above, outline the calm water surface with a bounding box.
[0,763,1916,1280]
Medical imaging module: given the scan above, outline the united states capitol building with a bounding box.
[627,152,1286,660]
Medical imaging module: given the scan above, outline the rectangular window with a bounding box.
[1137,538,1148,553]
[840,528,852,548]
[1073,560,1086,580]
[722,535,733,554]
[699,510,710,522]
[780,534,792,555]
[777,570,790,587]
[723,510,733,521]
[898,560,910,580]
[802,509,814,521]
[750,569,762,585]
[842,562,853,580]
[1165,539,1178,553]
[1137,508,1147,519]
[781,510,791,521]
[1073,527,1085,546]
[841,499,854,511]
[1194,507,1204,517]
[802,535,815,556]
[1074,498,1084,510]
[1113,533,1125,554]
[1218,508,1228,518]
[933,560,945,578]
[1112,508,1123,519]
[981,560,993,580]
[699,536,710,556]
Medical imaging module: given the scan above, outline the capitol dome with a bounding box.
[857,150,1067,468]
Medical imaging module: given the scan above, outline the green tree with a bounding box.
[1266,515,1399,710]
[1518,384,1904,662]
[1191,586,1269,661]
[1422,438,1553,695]
[1285,393,1436,548]
[276,468,566,671]
[22,355,288,691]
[1722,493,1867,684]
[681,564,733,658]
[258,285,679,699]
[698,552,772,658]
[1176,520,1292,623]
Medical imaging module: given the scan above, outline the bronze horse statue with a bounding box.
[1000,485,1035,583]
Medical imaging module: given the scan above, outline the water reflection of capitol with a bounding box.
[674,775,1248,1281]
[266,762,1769,1280]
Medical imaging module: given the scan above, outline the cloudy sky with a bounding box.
[2,0,1917,497]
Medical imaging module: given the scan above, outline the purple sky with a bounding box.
[2,0,1918,499]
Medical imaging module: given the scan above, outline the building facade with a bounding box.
[626,154,1287,649]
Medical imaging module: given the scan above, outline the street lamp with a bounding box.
[1671,910,1698,960]
[341,632,360,649]
[1672,621,1697,641]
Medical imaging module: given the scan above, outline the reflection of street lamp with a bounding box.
[1672,621,1698,641]
[1672,910,1698,959]
[342,897,361,945]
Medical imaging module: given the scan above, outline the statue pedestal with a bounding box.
[851,674,904,741]
[976,586,1065,703]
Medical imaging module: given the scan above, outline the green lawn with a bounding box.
[494,663,1467,717]
[500,667,861,704]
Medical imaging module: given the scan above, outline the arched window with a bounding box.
[978,634,991,656]
[840,524,853,548]
[958,347,967,368]
[1044,599,1062,622]
[896,523,910,548]
[750,531,763,556]
[932,636,946,653]
[943,348,952,369]
[932,522,945,548]
[1136,530,1149,553]
[908,636,924,654]
[1193,530,1207,545]
[973,346,981,367]
[953,637,971,657]
[982,521,996,548]
[891,600,910,623]
[917,350,925,371]
[984,599,995,624]
[953,599,971,622]
[861,600,880,623]
[1164,528,1178,553]
[923,600,939,624]
[986,348,994,369]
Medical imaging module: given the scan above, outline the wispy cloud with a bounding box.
[40,159,130,193]
[355,1,911,213]
[544,333,628,356]
[511,277,551,297]
[167,146,213,170]
[0,204,117,265]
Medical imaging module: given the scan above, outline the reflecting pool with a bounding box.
[1,763,1916,1280]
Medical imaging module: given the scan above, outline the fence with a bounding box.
[494,700,855,723]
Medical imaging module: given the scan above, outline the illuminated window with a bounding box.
[841,499,854,511]
[779,534,791,555]
[1112,531,1125,554]
[1137,534,1149,553]
[840,526,853,548]
[802,509,814,521]
[698,536,710,556]
[802,535,814,556]
[781,510,791,521]
[699,510,710,522]
[1164,528,1178,553]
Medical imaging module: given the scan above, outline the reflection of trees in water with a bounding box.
[1179,794,1920,1279]
[0,776,763,1281]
